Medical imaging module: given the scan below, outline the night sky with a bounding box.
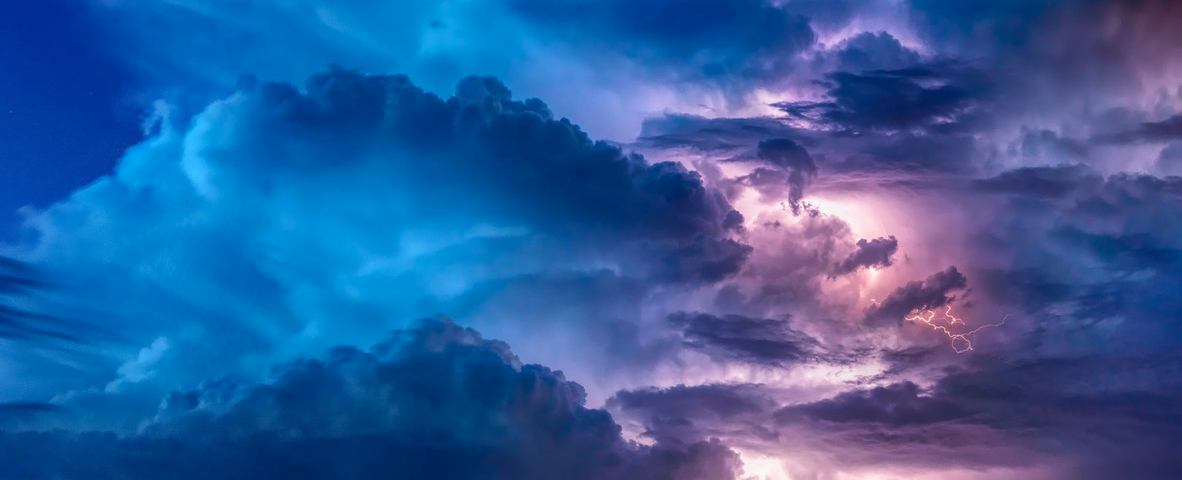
[2,1,1182,479]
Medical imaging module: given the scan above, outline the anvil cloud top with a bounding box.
[2,1,1181,479]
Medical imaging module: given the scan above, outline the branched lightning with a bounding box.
[904,305,1010,354]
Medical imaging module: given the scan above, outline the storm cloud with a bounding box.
[832,236,898,276]
[864,267,968,326]
[0,319,744,480]
[4,0,1182,478]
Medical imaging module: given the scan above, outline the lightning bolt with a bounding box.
[904,305,1009,353]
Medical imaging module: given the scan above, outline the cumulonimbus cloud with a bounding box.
[0,318,745,480]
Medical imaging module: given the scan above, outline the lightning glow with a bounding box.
[738,450,790,480]
[905,306,1010,354]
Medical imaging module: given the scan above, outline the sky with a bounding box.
[1,0,1181,479]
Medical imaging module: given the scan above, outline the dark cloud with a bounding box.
[635,65,992,179]
[974,166,1182,222]
[667,312,821,367]
[647,236,754,284]
[864,267,967,326]
[934,358,1182,480]
[849,130,982,174]
[754,138,815,172]
[11,1,1182,478]
[777,381,969,427]
[636,115,803,154]
[970,268,1073,315]
[752,138,817,215]
[967,164,1182,359]
[832,31,922,72]
[776,62,993,132]
[1092,114,1182,145]
[609,383,779,444]
[831,236,898,276]
[766,352,1182,476]
[218,69,743,243]
[0,402,63,431]
[1054,227,1182,276]
[0,400,60,422]
[0,319,743,480]
[973,164,1103,199]
[611,351,1182,477]
[907,0,1182,106]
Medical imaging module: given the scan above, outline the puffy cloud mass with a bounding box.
[832,236,898,276]
[5,69,750,402]
[5,0,1182,478]
[864,267,967,326]
[0,319,743,480]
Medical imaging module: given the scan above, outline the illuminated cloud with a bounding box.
[4,0,1182,478]
[3,69,753,405]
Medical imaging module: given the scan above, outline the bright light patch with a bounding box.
[739,450,791,480]
[806,196,889,238]
[866,266,881,280]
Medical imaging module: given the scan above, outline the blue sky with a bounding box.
[0,0,143,236]
[2,1,1182,479]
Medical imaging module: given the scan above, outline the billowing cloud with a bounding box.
[6,0,1182,478]
[832,236,898,276]
[831,31,922,73]
[4,68,753,404]
[865,267,967,326]
[0,319,743,480]
[610,352,1182,478]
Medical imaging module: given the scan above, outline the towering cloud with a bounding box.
[4,0,1182,478]
[0,319,743,480]
[4,69,754,402]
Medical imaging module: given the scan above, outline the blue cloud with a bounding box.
[4,68,747,403]
[0,318,742,480]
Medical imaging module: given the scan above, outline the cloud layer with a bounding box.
[3,0,1182,478]
[1,319,743,480]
